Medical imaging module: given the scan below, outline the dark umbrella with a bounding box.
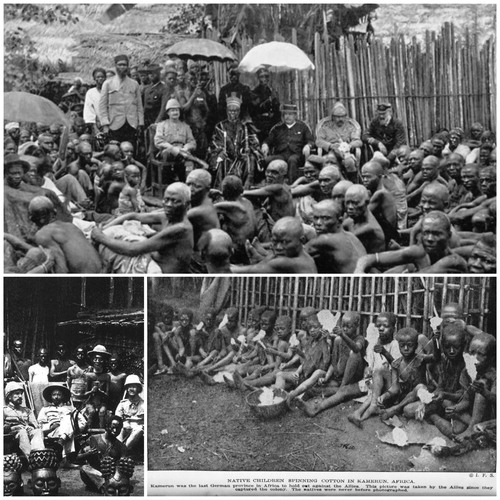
[4,91,70,127]
[166,39,237,63]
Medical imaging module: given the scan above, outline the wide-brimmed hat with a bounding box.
[166,98,181,111]
[5,154,30,172]
[88,344,111,358]
[5,381,24,399]
[124,374,143,391]
[42,383,71,403]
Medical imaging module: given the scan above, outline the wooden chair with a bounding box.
[145,124,173,198]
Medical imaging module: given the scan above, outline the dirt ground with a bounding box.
[19,466,144,496]
[148,374,495,473]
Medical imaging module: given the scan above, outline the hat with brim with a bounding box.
[281,103,298,113]
[124,374,143,391]
[70,103,84,112]
[5,154,30,173]
[88,344,112,358]
[5,381,24,399]
[43,383,71,403]
[377,102,392,111]
[166,98,181,111]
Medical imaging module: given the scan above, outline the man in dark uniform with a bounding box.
[362,102,406,163]
[217,64,252,122]
[250,67,281,143]
[157,67,179,123]
[261,103,314,182]
[142,64,166,128]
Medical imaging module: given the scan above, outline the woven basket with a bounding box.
[246,388,288,420]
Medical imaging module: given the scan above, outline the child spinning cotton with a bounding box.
[300,312,397,419]
[452,332,496,443]
[376,327,435,420]
[402,323,466,436]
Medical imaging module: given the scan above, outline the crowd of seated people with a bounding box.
[4,53,496,274]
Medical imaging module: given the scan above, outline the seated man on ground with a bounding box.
[360,161,398,244]
[29,196,102,273]
[235,216,317,274]
[91,182,194,273]
[214,175,258,264]
[343,184,385,253]
[305,199,366,273]
[354,211,468,274]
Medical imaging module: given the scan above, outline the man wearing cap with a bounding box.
[262,103,314,183]
[154,98,196,183]
[143,64,167,128]
[99,54,144,144]
[250,67,281,143]
[315,101,362,182]
[4,381,44,457]
[115,375,144,452]
[217,64,252,121]
[362,102,406,162]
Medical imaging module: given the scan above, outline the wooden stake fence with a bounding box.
[229,276,493,337]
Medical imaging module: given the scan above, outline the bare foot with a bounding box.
[347,413,363,429]
[295,398,318,418]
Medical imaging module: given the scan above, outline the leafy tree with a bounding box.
[4,4,79,92]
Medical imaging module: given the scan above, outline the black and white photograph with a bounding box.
[3,4,496,275]
[4,277,144,496]
[148,276,495,485]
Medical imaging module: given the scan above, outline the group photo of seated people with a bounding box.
[4,52,496,274]
[150,276,495,471]
[4,337,143,496]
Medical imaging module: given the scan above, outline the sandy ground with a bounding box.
[148,373,494,473]
[18,465,144,496]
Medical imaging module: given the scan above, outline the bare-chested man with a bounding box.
[354,210,468,273]
[406,155,448,206]
[342,184,385,253]
[29,196,102,273]
[235,216,317,273]
[305,200,366,273]
[214,175,257,264]
[360,161,398,244]
[198,228,233,273]
[186,169,219,248]
[243,159,294,223]
[91,182,194,273]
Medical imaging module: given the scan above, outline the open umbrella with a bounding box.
[238,41,315,73]
[166,39,237,63]
[4,91,70,127]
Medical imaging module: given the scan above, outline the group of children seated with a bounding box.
[154,303,495,444]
